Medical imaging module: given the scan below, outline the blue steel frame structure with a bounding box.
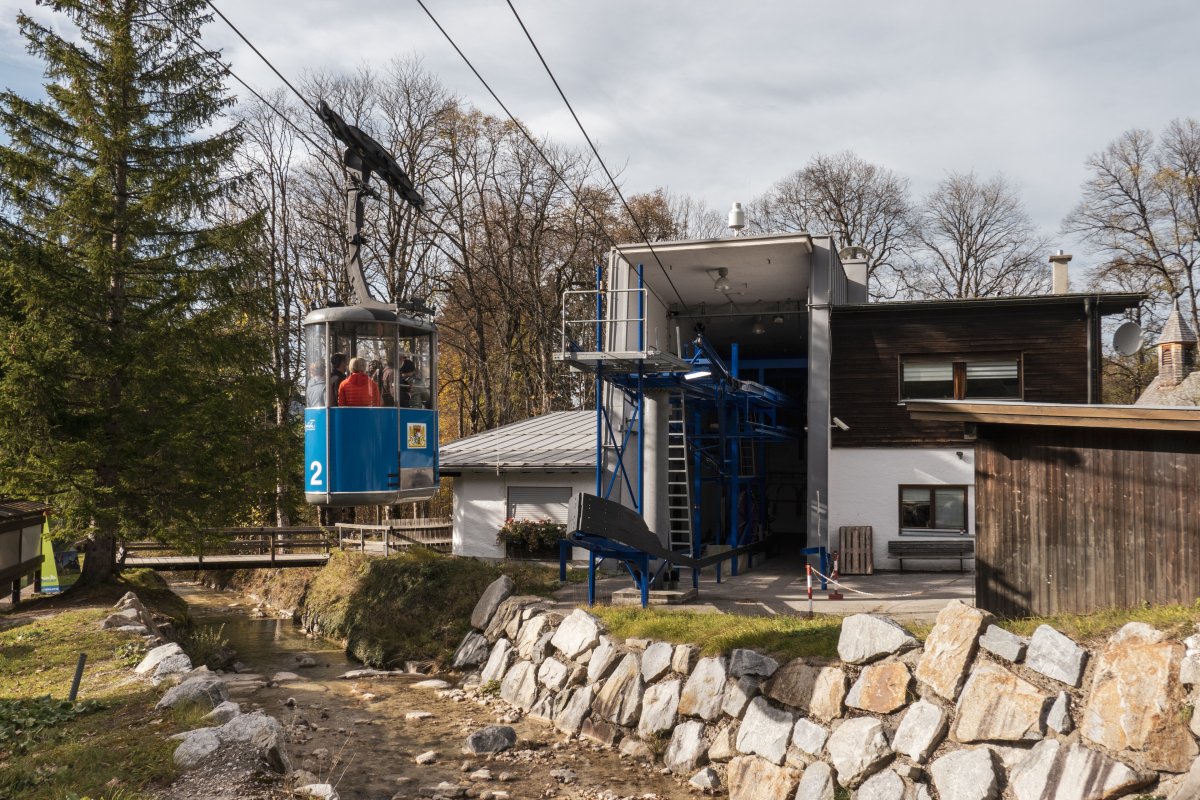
[557,262,824,607]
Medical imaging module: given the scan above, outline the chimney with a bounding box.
[840,246,870,304]
[1049,250,1072,294]
[1157,297,1197,386]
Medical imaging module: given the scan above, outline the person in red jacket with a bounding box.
[337,357,381,407]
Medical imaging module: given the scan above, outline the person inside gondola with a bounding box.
[379,353,396,407]
[338,357,382,406]
[329,352,348,406]
[396,354,416,407]
[306,361,327,407]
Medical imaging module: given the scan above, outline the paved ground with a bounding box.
[553,554,974,623]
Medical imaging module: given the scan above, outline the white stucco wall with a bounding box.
[828,447,975,571]
[452,471,594,560]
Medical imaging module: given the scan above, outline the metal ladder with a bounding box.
[666,393,694,553]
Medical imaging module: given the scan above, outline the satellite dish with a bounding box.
[1112,321,1145,356]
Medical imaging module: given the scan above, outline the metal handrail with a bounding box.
[560,287,646,356]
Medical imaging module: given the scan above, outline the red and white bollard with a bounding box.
[806,563,814,617]
[828,551,844,601]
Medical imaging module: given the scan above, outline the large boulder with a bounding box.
[536,657,569,692]
[480,638,514,685]
[1009,740,1151,800]
[837,614,918,664]
[499,660,538,710]
[1025,625,1088,687]
[722,676,760,718]
[202,700,241,725]
[592,653,643,726]
[638,678,680,736]
[1081,622,1197,772]
[915,600,988,701]
[826,716,891,788]
[173,728,222,770]
[641,641,674,683]
[846,661,911,714]
[156,674,228,710]
[514,614,551,661]
[808,665,848,722]
[452,631,491,669]
[892,699,948,763]
[735,696,795,765]
[762,658,818,708]
[219,711,291,773]
[794,760,836,800]
[464,725,517,754]
[549,609,601,660]
[726,755,800,800]
[553,686,593,735]
[471,575,515,630]
[979,624,1027,663]
[929,748,1000,800]
[790,717,828,758]
[135,642,185,675]
[664,720,708,774]
[586,636,621,684]
[856,769,905,800]
[152,653,194,681]
[953,662,1048,743]
[729,649,779,679]
[679,656,727,721]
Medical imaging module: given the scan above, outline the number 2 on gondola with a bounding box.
[309,460,324,486]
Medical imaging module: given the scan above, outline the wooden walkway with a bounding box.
[117,520,452,572]
[120,552,332,570]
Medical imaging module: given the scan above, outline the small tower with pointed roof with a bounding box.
[1158,297,1197,387]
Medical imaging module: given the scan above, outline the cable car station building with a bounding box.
[450,231,1139,580]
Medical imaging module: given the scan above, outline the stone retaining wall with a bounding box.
[452,576,1200,800]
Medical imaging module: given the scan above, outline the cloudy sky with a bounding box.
[2,0,1198,260]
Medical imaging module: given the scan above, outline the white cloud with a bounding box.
[1,0,1199,261]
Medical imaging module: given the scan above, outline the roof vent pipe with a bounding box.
[728,202,746,236]
[1049,249,1072,294]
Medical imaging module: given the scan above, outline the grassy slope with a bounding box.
[0,572,201,800]
[594,602,1200,662]
[301,550,567,668]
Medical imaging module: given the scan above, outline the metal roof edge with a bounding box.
[833,292,1144,314]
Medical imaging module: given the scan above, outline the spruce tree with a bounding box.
[0,0,274,582]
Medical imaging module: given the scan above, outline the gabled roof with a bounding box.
[440,411,596,473]
[0,499,51,518]
[1158,298,1197,345]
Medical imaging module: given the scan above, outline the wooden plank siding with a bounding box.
[830,303,1095,448]
[974,424,1200,617]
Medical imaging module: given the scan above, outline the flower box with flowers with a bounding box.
[496,518,566,559]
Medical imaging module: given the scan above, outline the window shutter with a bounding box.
[507,487,572,524]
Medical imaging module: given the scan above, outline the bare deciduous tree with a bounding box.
[1064,120,1200,332]
[900,171,1049,299]
[750,151,913,295]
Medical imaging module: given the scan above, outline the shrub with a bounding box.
[496,518,565,553]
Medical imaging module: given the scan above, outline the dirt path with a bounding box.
[230,670,697,800]
[176,582,698,800]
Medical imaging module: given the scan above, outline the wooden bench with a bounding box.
[887,539,974,572]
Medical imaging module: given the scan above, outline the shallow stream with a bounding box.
[168,580,694,800]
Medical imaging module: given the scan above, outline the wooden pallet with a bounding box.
[838,526,874,575]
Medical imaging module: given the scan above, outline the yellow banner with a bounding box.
[40,519,61,594]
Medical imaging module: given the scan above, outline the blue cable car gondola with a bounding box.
[303,102,438,506]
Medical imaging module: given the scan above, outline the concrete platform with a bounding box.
[611,587,698,606]
[553,555,975,624]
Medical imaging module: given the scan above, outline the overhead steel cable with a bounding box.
[502,0,691,316]
[413,0,681,314]
[151,0,475,275]
[203,0,317,115]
